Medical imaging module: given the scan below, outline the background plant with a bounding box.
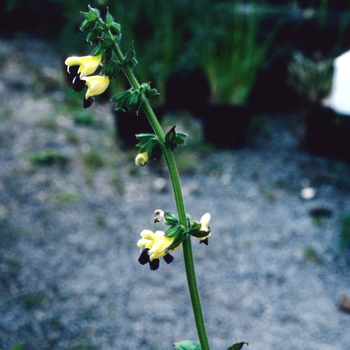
[288,51,333,105]
[339,211,350,251]
[195,1,277,105]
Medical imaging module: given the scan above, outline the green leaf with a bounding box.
[87,5,100,18]
[165,225,184,238]
[90,43,104,56]
[189,222,209,238]
[29,149,68,166]
[81,11,97,23]
[135,136,155,149]
[105,8,114,27]
[148,139,162,161]
[176,132,187,145]
[111,90,130,102]
[164,126,187,151]
[135,133,156,145]
[136,133,156,140]
[80,19,96,32]
[135,135,162,162]
[144,87,159,99]
[227,342,249,350]
[124,42,138,69]
[109,22,121,37]
[165,125,177,145]
[164,212,179,226]
[86,26,102,44]
[111,90,132,111]
[100,36,114,49]
[100,58,120,80]
[166,231,188,253]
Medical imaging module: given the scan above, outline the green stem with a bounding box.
[105,23,210,350]
[143,99,210,350]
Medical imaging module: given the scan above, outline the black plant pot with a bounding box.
[199,104,252,149]
[165,66,211,114]
[305,105,350,162]
[114,106,165,148]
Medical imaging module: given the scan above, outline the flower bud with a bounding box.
[154,209,165,223]
[135,152,148,166]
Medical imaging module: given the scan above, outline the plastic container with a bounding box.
[328,50,350,115]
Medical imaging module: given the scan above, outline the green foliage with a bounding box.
[29,149,68,166]
[71,339,97,350]
[74,112,95,126]
[197,3,276,104]
[165,125,187,152]
[81,148,105,185]
[109,171,124,194]
[66,131,79,145]
[7,258,20,268]
[82,149,105,170]
[9,344,23,350]
[95,215,106,228]
[49,192,80,204]
[288,52,333,104]
[50,316,62,329]
[111,83,158,113]
[35,115,58,130]
[339,211,350,250]
[135,133,162,162]
[107,1,190,97]
[173,149,199,174]
[303,246,324,265]
[22,293,49,308]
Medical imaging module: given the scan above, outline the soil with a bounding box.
[1,37,350,350]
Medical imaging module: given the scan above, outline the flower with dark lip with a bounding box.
[81,75,110,108]
[137,230,181,270]
[72,74,86,92]
[191,213,211,245]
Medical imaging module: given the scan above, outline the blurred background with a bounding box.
[1,1,350,349]
[3,0,350,151]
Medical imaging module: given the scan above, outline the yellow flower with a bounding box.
[137,230,182,270]
[65,54,102,78]
[135,151,148,166]
[81,75,110,100]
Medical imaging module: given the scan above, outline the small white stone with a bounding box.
[300,187,316,200]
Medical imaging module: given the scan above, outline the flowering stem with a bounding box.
[143,99,211,350]
[105,22,210,350]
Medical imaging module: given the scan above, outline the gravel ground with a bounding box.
[1,37,350,350]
